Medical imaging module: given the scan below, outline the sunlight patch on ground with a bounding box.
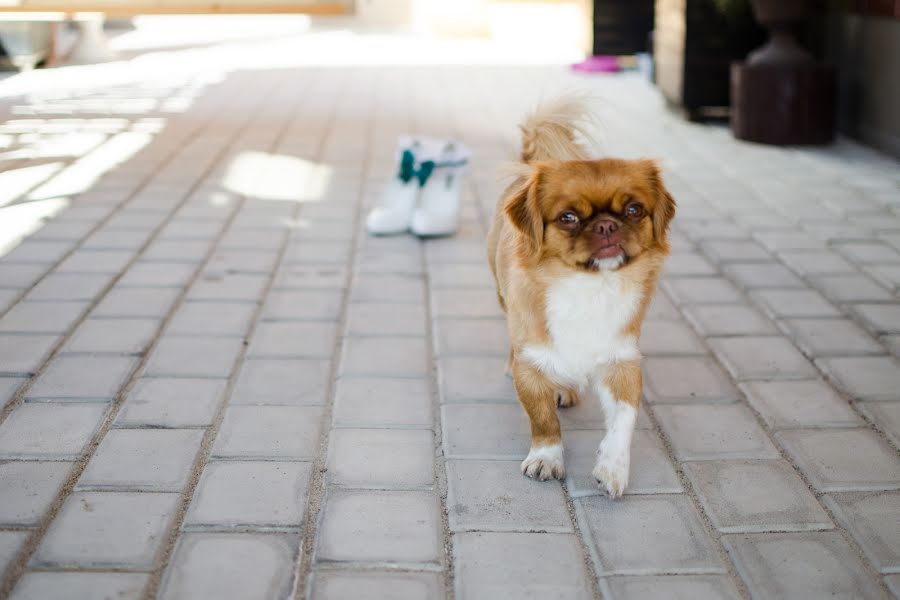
[0,162,64,207]
[223,151,333,203]
[0,197,69,256]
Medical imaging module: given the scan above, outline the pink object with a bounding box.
[571,55,620,73]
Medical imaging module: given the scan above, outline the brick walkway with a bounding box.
[1,23,899,600]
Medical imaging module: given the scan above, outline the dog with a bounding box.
[486,96,676,497]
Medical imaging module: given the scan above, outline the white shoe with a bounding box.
[366,139,420,235]
[410,142,469,238]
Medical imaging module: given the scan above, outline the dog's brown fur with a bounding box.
[487,97,675,494]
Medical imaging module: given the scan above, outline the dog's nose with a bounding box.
[593,219,619,237]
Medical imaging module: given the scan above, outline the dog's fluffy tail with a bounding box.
[519,95,596,163]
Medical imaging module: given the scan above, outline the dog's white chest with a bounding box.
[523,271,641,386]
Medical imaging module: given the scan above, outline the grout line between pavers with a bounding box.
[289,67,370,600]
[0,72,280,599]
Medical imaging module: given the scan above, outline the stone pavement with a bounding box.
[1,21,900,600]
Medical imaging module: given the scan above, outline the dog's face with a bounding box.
[505,159,676,271]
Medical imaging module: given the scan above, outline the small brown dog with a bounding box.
[487,97,676,497]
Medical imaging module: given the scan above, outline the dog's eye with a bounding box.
[624,202,645,219]
[557,211,579,227]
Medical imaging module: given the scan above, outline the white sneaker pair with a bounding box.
[366,136,469,237]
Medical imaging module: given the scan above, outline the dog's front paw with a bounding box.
[592,451,630,498]
[521,444,565,481]
[556,389,578,408]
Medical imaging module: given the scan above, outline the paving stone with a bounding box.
[646,292,681,320]
[700,240,770,263]
[857,401,900,448]
[262,289,343,321]
[0,264,48,289]
[663,253,717,276]
[446,459,572,532]
[739,379,861,429]
[2,240,73,263]
[439,356,515,403]
[434,317,508,357]
[143,240,211,263]
[168,301,256,337]
[779,318,884,357]
[345,302,427,336]
[185,461,311,528]
[722,262,804,289]
[565,429,682,497]
[662,277,744,305]
[0,301,87,334]
[56,250,133,274]
[837,242,900,264]
[424,240,487,264]
[816,356,900,401]
[722,531,889,600]
[453,532,591,600]
[9,572,148,600]
[577,494,723,575]
[115,377,225,427]
[26,355,136,400]
[207,250,279,274]
[0,461,71,526]
[27,272,113,301]
[812,274,894,303]
[776,429,900,492]
[78,428,203,492]
[0,403,108,459]
[751,289,842,320]
[275,266,349,291]
[684,459,831,533]
[0,531,28,575]
[886,575,900,599]
[865,265,900,292]
[63,317,159,355]
[709,336,817,380]
[683,304,778,337]
[248,321,337,358]
[32,491,178,568]
[332,377,432,428]
[0,334,59,375]
[212,405,322,460]
[144,336,242,378]
[160,533,296,600]
[602,575,741,600]
[309,571,442,600]
[850,304,900,334]
[92,287,180,318]
[753,231,826,252]
[442,403,529,458]
[0,289,18,313]
[643,356,739,404]
[340,337,427,378]
[654,403,779,461]
[118,262,196,288]
[316,489,440,562]
[428,263,494,290]
[230,359,330,406]
[349,273,425,303]
[284,240,351,264]
[779,251,857,276]
[327,428,434,487]
[824,491,900,573]
[188,272,268,302]
[0,376,24,405]
[640,321,707,355]
[430,289,503,318]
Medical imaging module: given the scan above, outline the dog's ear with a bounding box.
[504,167,544,257]
[639,159,676,248]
